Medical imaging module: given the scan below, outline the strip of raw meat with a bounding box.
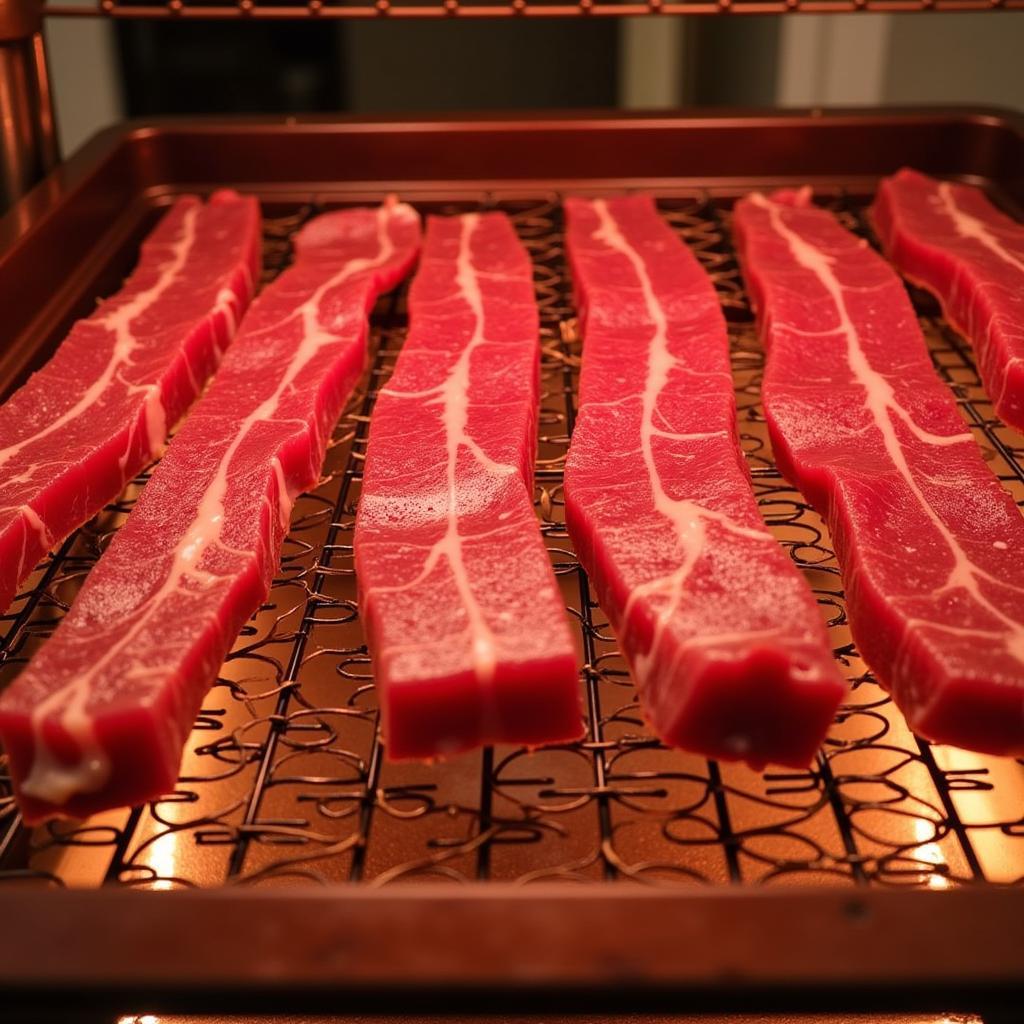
[0,191,261,614]
[0,200,421,823]
[872,168,1024,433]
[563,195,844,770]
[355,212,582,760]
[733,187,1024,756]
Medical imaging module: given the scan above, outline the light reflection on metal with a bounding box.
[39,0,1024,16]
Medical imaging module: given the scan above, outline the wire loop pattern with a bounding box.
[0,191,1021,890]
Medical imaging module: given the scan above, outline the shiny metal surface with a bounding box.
[0,188,1021,891]
[0,29,56,209]
[0,40,38,207]
[29,31,57,169]
[1,1011,993,1022]
[39,0,1024,17]
[0,0,43,40]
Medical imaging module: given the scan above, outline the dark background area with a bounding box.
[118,25,346,114]
[116,22,625,117]
[114,20,786,118]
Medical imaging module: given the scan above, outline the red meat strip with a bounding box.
[0,200,421,823]
[563,195,844,769]
[872,168,1024,433]
[0,191,260,614]
[356,212,582,760]
[733,187,1024,757]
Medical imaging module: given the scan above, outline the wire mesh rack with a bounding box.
[0,185,1021,893]
[38,0,1024,16]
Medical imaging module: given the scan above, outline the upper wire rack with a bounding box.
[41,0,1024,17]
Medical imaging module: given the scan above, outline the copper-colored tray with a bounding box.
[0,110,1022,1017]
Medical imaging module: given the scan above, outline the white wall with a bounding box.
[618,18,689,108]
[44,15,123,158]
[778,15,891,106]
[777,12,1024,111]
[883,13,1024,110]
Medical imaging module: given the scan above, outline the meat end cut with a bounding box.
[733,187,1024,757]
[563,195,845,770]
[0,190,261,615]
[872,168,1024,433]
[355,211,582,760]
[0,200,421,824]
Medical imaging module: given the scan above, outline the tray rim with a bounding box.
[3,103,1024,255]
[0,106,1023,1012]
[0,885,1020,1013]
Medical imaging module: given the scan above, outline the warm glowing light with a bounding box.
[146,832,179,891]
[914,816,950,889]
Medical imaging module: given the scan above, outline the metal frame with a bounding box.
[0,0,1020,207]
[39,0,1024,15]
[0,0,57,209]
[0,111,1022,1015]
[0,886,1022,1014]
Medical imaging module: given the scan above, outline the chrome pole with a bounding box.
[0,0,56,210]
[30,29,59,170]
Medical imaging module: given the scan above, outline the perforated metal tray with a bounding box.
[0,110,1022,1018]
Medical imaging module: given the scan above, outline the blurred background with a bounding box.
[41,12,1024,159]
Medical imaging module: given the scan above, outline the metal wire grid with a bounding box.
[40,0,1024,18]
[0,189,1022,890]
